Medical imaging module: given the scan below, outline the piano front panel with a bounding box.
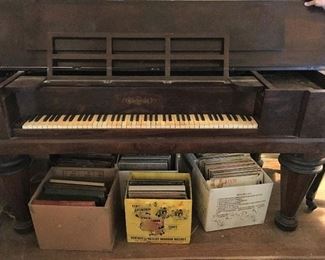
[15,83,258,117]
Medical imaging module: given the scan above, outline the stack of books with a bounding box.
[196,153,264,188]
[118,155,173,170]
[34,177,112,207]
[127,179,188,199]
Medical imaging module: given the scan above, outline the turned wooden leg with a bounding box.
[275,154,324,231]
[306,166,325,211]
[0,155,33,234]
[251,153,263,167]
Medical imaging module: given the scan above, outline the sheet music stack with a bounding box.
[197,153,264,188]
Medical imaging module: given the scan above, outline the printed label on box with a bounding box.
[125,199,191,243]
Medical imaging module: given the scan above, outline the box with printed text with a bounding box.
[184,153,273,232]
[124,171,192,244]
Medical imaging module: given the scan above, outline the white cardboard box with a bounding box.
[184,153,273,232]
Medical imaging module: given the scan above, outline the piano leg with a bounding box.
[275,154,324,231]
[306,166,325,211]
[0,155,33,234]
[250,153,263,167]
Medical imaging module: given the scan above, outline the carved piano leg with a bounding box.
[0,155,33,234]
[275,154,324,231]
[306,166,325,211]
[251,153,263,167]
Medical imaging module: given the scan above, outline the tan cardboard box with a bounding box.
[28,167,119,251]
[124,172,192,244]
[184,153,273,232]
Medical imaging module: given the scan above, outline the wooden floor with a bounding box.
[0,157,324,259]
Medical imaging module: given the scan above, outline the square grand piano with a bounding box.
[0,0,324,234]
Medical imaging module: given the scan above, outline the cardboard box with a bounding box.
[118,170,179,209]
[28,167,119,251]
[184,153,273,232]
[124,172,192,244]
[118,155,181,208]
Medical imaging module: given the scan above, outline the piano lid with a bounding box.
[0,0,324,71]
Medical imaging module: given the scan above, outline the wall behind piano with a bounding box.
[0,0,324,70]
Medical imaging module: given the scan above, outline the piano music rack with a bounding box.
[47,33,229,82]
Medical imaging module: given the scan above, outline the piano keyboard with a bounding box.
[22,114,258,130]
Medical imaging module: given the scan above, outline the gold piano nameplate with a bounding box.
[122,96,158,106]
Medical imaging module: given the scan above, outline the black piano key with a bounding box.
[102,114,107,121]
[111,114,116,121]
[154,114,158,121]
[233,114,238,121]
[135,114,140,121]
[27,115,37,123]
[245,115,252,121]
[240,115,247,121]
[130,114,134,121]
[149,114,153,121]
[199,114,205,121]
[121,114,126,121]
[218,114,224,121]
[116,114,121,121]
[226,114,232,121]
[43,115,51,122]
[27,116,35,122]
[83,114,89,121]
[168,114,172,121]
[144,114,148,121]
[77,114,83,121]
[163,114,166,121]
[176,114,180,121]
[54,115,61,122]
[186,114,191,121]
[212,114,218,121]
[208,114,213,120]
[48,115,56,122]
[194,114,199,121]
[68,115,75,121]
[34,115,42,122]
[181,114,186,121]
[88,115,94,121]
[63,115,70,121]
[96,114,101,121]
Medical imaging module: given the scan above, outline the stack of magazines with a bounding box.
[196,153,264,189]
[127,179,188,199]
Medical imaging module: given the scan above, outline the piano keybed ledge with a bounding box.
[22,113,258,130]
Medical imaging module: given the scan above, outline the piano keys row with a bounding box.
[22,113,258,129]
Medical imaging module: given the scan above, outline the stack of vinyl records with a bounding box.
[50,154,117,168]
[127,179,188,199]
[34,177,112,207]
[196,153,264,189]
[118,155,173,170]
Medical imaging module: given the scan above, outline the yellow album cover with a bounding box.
[124,172,192,244]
